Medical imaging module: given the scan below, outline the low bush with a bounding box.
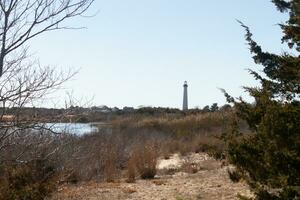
[181,162,199,174]
[227,168,242,183]
[132,142,158,179]
[103,145,118,182]
[207,147,225,160]
[0,159,58,200]
[64,170,79,184]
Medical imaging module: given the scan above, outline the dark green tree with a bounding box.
[202,105,210,113]
[210,103,219,112]
[224,1,300,199]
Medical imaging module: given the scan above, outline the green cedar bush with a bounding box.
[224,1,300,199]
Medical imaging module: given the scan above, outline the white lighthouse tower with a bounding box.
[182,81,188,111]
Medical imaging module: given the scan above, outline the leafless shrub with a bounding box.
[125,156,136,183]
[56,132,130,182]
[131,142,158,179]
[0,5,96,197]
[103,144,118,182]
[61,170,79,184]
[61,134,109,181]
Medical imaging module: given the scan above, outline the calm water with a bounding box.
[45,123,99,135]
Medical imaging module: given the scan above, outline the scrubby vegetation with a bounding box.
[0,159,58,200]
[0,108,239,199]
[60,109,235,183]
[3,1,298,199]
[131,142,158,179]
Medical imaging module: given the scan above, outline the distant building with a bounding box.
[182,81,188,111]
[91,106,111,113]
[111,107,120,112]
[123,106,135,113]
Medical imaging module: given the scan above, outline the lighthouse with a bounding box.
[183,81,188,111]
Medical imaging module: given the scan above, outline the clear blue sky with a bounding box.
[30,0,288,109]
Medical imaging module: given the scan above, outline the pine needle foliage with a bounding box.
[224,1,300,199]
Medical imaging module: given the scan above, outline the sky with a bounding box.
[29,0,289,109]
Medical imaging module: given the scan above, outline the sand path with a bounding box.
[50,153,252,200]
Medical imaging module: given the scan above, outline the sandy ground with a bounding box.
[50,153,252,200]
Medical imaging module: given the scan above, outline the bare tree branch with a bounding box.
[0,0,94,165]
[0,0,94,76]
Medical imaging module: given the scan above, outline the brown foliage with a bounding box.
[126,156,136,183]
[131,142,158,179]
[103,145,118,182]
[0,159,58,200]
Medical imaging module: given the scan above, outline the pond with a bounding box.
[44,123,100,135]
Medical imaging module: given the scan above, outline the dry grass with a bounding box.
[181,161,200,174]
[121,187,137,194]
[110,111,233,163]
[152,180,167,186]
[199,160,220,171]
[131,142,158,179]
[112,111,232,135]
[50,153,253,200]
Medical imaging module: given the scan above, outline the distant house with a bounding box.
[91,105,112,113]
[111,107,120,112]
[123,107,135,113]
